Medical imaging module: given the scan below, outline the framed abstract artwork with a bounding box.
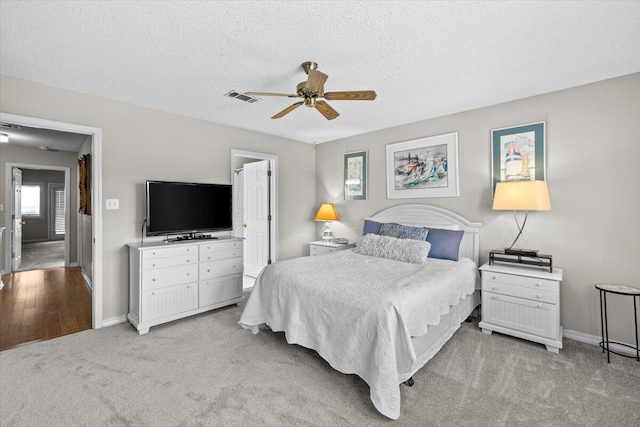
[491,121,546,197]
[386,132,459,199]
[344,150,367,200]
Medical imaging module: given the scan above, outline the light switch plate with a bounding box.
[106,199,119,210]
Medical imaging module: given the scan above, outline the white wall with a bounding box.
[316,73,640,346]
[0,74,317,321]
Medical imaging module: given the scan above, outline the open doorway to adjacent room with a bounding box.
[230,150,278,290]
[0,113,103,350]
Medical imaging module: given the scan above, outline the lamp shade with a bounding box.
[493,181,551,211]
[315,203,340,221]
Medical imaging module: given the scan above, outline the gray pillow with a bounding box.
[379,223,429,240]
[354,234,431,264]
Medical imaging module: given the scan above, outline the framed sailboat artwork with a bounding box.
[386,132,459,199]
[491,122,546,198]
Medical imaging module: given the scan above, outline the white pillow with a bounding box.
[354,233,431,264]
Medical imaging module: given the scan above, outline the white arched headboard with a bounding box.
[368,204,482,264]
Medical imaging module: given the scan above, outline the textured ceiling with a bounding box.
[1,1,639,144]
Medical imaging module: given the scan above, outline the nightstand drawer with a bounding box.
[310,245,336,256]
[483,281,557,304]
[483,271,557,292]
[482,292,558,340]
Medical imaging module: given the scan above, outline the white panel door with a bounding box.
[12,168,22,271]
[243,160,270,278]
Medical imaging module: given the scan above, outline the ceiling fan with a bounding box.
[245,61,376,120]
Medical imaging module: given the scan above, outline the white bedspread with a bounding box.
[238,250,478,419]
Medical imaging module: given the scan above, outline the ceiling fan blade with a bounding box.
[245,92,299,98]
[315,101,340,120]
[323,90,377,101]
[306,70,328,93]
[272,101,304,119]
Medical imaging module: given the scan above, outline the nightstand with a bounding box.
[309,241,356,256]
[479,262,564,353]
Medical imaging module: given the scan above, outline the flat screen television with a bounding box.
[146,180,232,237]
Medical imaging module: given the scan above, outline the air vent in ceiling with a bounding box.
[224,90,261,104]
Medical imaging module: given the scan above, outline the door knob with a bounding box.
[242,223,247,228]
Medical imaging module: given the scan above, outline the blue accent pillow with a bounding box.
[425,228,464,261]
[379,223,429,241]
[362,219,383,235]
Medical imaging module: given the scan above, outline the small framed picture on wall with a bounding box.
[344,150,367,200]
[491,121,546,197]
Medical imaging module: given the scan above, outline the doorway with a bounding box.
[0,112,103,329]
[230,150,278,289]
[7,165,70,272]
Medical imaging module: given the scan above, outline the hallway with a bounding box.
[0,267,91,351]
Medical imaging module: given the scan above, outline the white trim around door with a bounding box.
[0,112,104,329]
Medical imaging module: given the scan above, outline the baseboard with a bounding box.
[22,239,47,243]
[564,328,638,357]
[80,269,92,292]
[102,315,127,327]
[69,262,79,267]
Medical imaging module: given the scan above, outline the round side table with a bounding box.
[595,283,640,363]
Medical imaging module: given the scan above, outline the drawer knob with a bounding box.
[152,251,156,255]
[537,304,544,309]
[152,278,157,282]
[187,259,190,262]
[492,276,497,280]
[536,294,542,298]
[152,292,156,295]
[208,257,211,260]
[187,248,190,251]
[492,286,498,290]
[207,269,210,273]
[187,273,190,276]
[490,296,498,300]
[152,263,156,267]
[536,283,542,287]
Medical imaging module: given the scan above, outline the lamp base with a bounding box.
[321,221,334,242]
[504,248,539,256]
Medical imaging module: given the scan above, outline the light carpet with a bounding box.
[1,294,638,426]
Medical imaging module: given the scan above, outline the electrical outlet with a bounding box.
[106,199,119,210]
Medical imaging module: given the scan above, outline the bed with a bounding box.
[239,204,482,419]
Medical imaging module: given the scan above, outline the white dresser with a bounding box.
[128,237,243,334]
[479,262,563,353]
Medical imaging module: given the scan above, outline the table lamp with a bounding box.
[492,180,551,256]
[315,203,340,242]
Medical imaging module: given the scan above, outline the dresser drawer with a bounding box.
[483,271,558,292]
[141,283,198,322]
[200,241,242,254]
[142,264,199,291]
[142,245,198,260]
[142,254,197,270]
[199,248,242,262]
[199,257,243,280]
[310,245,336,256]
[483,280,557,304]
[199,274,243,308]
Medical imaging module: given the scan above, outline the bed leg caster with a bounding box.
[403,377,414,387]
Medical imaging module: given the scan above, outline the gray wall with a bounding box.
[21,169,65,241]
[316,73,640,346]
[0,74,317,321]
[0,144,79,264]
[78,136,93,284]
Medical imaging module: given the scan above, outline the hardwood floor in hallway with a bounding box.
[0,267,91,351]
